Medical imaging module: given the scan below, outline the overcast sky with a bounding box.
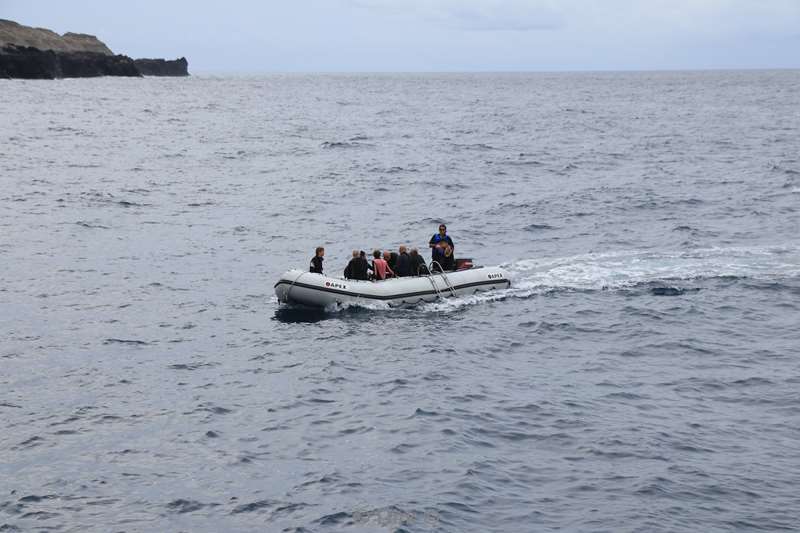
[3,0,799,72]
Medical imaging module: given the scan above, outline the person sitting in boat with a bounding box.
[394,246,412,277]
[371,249,394,281]
[343,250,356,279]
[429,224,454,261]
[356,251,371,280]
[309,246,324,274]
[344,250,369,280]
[409,248,429,276]
[386,250,398,272]
[383,251,396,278]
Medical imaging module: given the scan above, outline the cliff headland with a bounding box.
[0,19,188,79]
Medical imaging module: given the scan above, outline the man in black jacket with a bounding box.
[394,246,412,277]
[344,250,370,280]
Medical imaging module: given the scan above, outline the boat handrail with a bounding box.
[426,274,443,299]
[439,271,457,298]
[428,261,456,298]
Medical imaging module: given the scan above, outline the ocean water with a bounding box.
[1,71,799,532]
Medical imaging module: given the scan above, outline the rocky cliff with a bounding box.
[134,57,189,76]
[0,44,140,79]
[0,19,188,79]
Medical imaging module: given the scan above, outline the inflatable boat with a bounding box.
[275,265,511,308]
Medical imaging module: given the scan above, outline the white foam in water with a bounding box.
[423,245,800,312]
[324,299,391,313]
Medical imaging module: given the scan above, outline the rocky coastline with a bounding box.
[134,57,189,77]
[0,19,188,79]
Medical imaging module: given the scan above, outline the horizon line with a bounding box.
[187,66,800,76]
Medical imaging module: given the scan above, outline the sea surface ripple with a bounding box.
[1,71,799,532]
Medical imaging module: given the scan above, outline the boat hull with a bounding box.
[274,267,511,308]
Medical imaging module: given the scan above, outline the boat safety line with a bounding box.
[284,271,306,303]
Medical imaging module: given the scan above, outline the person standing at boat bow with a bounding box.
[429,224,454,262]
[310,247,324,274]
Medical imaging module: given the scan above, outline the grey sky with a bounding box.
[3,0,799,72]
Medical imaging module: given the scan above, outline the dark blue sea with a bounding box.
[1,71,799,532]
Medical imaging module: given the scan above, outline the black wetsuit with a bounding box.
[310,255,323,274]
[394,252,412,277]
[344,257,369,280]
[410,253,428,275]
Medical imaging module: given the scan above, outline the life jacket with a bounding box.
[430,233,449,245]
[430,234,453,258]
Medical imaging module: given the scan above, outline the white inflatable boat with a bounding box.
[275,265,511,308]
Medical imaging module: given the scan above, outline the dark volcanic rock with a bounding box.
[0,19,188,79]
[58,50,140,78]
[0,44,140,79]
[134,57,189,76]
[0,45,57,78]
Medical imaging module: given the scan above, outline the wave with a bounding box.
[321,140,372,149]
[450,142,498,151]
[523,223,557,231]
[75,220,110,229]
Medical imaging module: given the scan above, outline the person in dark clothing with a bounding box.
[387,251,398,272]
[394,246,412,277]
[409,248,429,276]
[440,242,456,271]
[344,250,370,280]
[309,246,324,274]
[343,250,357,279]
[429,224,454,261]
[355,255,370,280]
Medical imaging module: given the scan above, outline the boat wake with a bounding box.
[424,244,800,311]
